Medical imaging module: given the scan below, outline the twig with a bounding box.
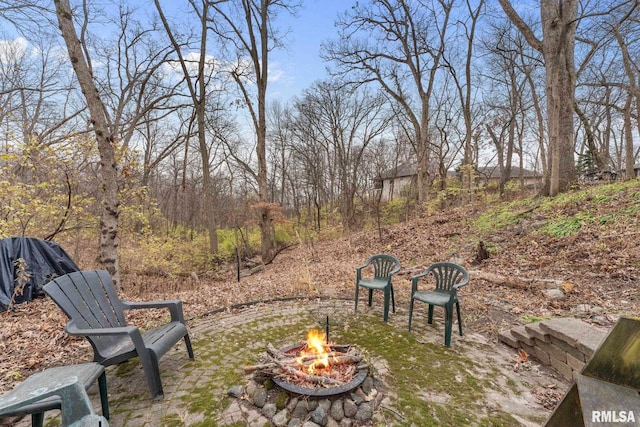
[276,364,343,386]
[380,404,406,421]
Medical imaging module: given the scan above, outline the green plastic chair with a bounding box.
[355,254,401,322]
[0,363,109,427]
[408,262,469,347]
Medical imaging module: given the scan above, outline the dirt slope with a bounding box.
[1,182,639,398]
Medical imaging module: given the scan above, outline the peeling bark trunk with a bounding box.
[54,0,120,288]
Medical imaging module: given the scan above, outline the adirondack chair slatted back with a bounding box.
[45,270,128,359]
[427,262,468,292]
[368,255,400,279]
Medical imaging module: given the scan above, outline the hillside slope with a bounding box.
[1,180,638,397]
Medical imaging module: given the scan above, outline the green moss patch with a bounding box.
[172,306,541,426]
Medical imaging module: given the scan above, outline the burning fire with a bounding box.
[297,329,334,374]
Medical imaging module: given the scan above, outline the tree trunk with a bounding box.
[257,0,272,263]
[416,132,430,204]
[624,94,634,180]
[499,0,578,197]
[613,23,640,180]
[54,0,121,288]
[540,0,578,196]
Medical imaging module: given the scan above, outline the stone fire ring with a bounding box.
[272,343,369,397]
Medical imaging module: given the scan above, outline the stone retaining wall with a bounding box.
[498,317,608,380]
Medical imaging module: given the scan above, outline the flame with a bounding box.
[297,329,332,374]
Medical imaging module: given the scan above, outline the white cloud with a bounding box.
[268,61,284,83]
[0,37,29,64]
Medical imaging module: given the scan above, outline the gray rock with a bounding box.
[339,419,353,427]
[330,399,344,421]
[307,400,319,411]
[543,289,565,300]
[302,421,321,427]
[361,376,374,394]
[287,396,299,412]
[318,398,331,411]
[262,402,277,418]
[273,409,289,427]
[311,406,328,426]
[292,401,309,420]
[246,380,258,397]
[247,410,269,427]
[349,392,364,405]
[343,399,358,418]
[227,385,244,398]
[252,388,267,408]
[326,417,340,427]
[354,402,373,423]
[288,419,303,427]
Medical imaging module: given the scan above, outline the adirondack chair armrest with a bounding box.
[66,323,139,337]
[121,300,185,323]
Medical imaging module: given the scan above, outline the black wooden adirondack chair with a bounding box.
[43,270,194,400]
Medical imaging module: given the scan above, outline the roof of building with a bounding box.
[476,166,541,179]
[378,164,541,180]
[377,163,417,179]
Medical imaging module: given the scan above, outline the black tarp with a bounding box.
[0,237,79,311]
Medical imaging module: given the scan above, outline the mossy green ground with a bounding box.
[40,299,555,426]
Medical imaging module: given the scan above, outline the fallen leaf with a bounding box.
[517,349,529,363]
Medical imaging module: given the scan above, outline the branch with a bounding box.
[497,0,543,53]
[44,171,72,241]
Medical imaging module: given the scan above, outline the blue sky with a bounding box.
[268,0,351,102]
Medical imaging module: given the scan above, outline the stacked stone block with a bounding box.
[498,318,608,380]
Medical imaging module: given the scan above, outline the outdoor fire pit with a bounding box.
[246,329,369,397]
[270,331,369,397]
[223,329,385,426]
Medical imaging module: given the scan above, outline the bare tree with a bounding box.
[611,6,640,179]
[155,0,221,254]
[483,22,536,196]
[323,0,454,205]
[443,0,485,200]
[54,0,121,287]
[207,0,300,263]
[267,100,294,207]
[287,107,329,231]
[294,81,391,233]
[0,30,87,159]
[498,0,579,196]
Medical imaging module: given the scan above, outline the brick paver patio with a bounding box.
[12,298,567,426]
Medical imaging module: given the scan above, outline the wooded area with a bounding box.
[0,1,639,280]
